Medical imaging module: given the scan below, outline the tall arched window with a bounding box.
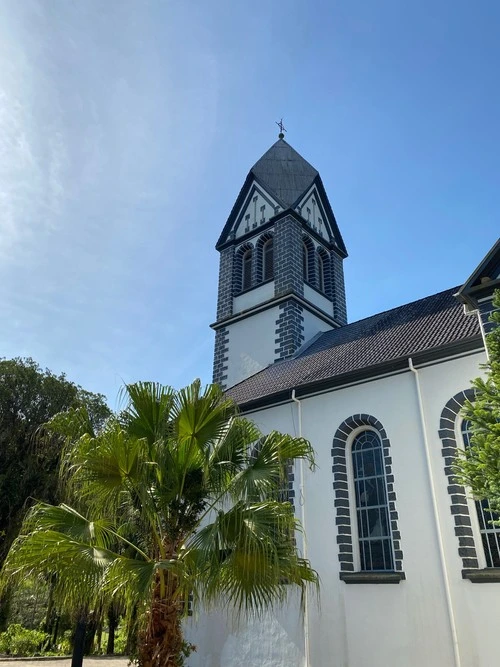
[242,249,252,290]
[462,420,500,567]
[263,238,274,281]
[352,430,394,571]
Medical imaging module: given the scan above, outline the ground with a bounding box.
[0,658,128,667]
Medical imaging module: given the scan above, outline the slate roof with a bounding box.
[250,139,319,209]
[227,287,483,407]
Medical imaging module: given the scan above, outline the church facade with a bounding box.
[188,136,500,667]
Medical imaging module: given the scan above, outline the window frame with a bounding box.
[347,426,396,572]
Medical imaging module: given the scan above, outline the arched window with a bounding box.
[352,430,394,571]
[317,253,325,292]
[242,249,252,290]
[462,420,500,568]
[263,238,274,281]
[302,236,315,284]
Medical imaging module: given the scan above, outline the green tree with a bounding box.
[455,291,500,510]
[0,357,110,630]
[1,380,317,667]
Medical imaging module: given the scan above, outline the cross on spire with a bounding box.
[275,118,286,139]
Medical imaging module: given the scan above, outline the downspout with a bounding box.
[291,389,310,667]
[474,309,490,361]
[408,358,461,667]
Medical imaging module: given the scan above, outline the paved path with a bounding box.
[0,659,129,667]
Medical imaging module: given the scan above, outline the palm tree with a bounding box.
[1,381,317,667]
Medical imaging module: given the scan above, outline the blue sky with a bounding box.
[1,0,498,407]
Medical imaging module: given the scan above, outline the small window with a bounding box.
[462,420,500,567]
[352,430,394,571]
[242,249,252,290]
[263,238,274,281]
[303,243,308,281]
[318,253,325,292]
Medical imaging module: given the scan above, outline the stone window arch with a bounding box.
[437,388,500,580]
[331,414,404,582]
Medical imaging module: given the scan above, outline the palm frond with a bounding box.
[207,417,261,494]
[119,381,175,447]
[184,500,318,616]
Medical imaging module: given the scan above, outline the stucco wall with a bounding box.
[188,350,497,667]
[224,306,279,388]
[303,284,334,316]
[233,281,275,313]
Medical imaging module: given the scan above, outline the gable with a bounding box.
[456,238,500,308]
[232,182,280,240]
[296,185,335,243]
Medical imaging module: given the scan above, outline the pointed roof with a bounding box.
[216,138,346,254]
[250,139,319,209]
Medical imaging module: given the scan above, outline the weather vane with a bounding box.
[276,118,287,139]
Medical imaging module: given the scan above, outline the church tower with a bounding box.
[212,135,348,389]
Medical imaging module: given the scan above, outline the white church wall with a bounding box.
[416,351,498,667]
[224,306,279,388]
[190,350,498,667]
[234,281,275,313]
[303,284,334,316]
[185,594,305,667]
[250,371,456,667]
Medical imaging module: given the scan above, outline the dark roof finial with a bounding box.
[275,118,286,140]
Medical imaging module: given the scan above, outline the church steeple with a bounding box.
[212,138,348,389]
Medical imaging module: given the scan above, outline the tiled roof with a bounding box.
[227,287,482,407]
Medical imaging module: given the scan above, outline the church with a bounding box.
[187,134,500,667]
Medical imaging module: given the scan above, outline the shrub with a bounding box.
[0,623,50,656]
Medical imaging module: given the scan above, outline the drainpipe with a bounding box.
[474,309,490,361]
[291,389,310,667]
[408,358,461,667]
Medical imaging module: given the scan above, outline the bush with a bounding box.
[0,623,50,656]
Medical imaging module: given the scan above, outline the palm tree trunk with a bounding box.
[106,605,118,654]
[0,586,12,632]
[138,574,184,667]
[71,614,86,667]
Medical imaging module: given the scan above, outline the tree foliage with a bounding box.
[455,291,500,510]
[0,357,110,566]
[1,380,318,667]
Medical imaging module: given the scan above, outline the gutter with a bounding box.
[236,337,483,414]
